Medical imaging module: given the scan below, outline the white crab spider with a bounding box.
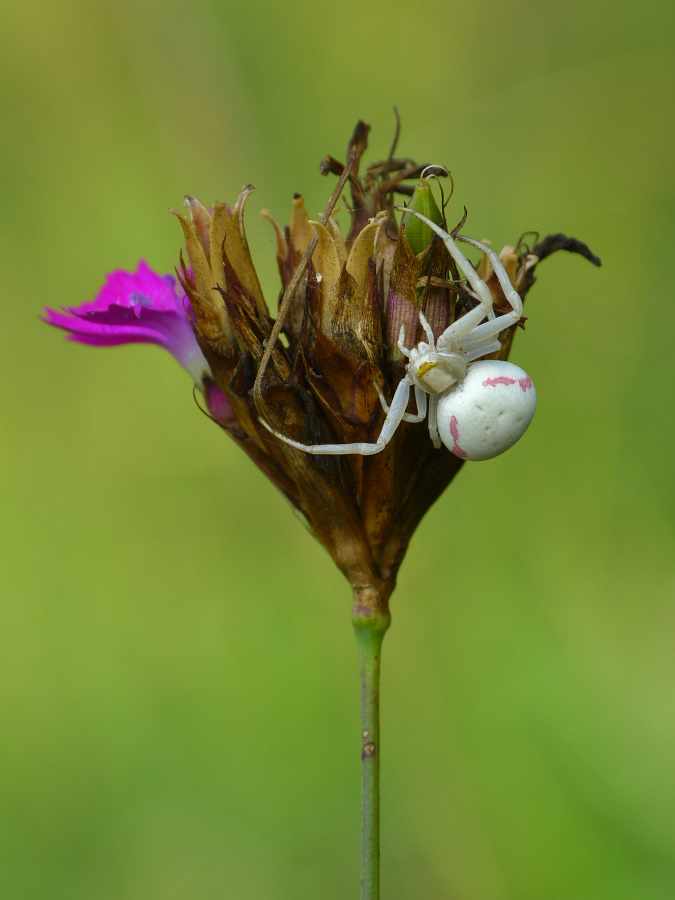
[263,210,536,461]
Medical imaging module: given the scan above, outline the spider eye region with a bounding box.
[416,360,437,377]
[437,360,536,460]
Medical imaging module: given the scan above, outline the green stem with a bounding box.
[352,592,391,900]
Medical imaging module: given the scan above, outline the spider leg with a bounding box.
[375,382,427,423]
[460,316,516,348]
[413,386,428,421]
[463,339,501,362]
[396,209,495,340]
[428,394,441,448]
[261,376,414,456]
[457,235,523,322]
[453,239,524,350]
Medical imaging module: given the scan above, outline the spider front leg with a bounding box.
[458,235,522,325]
[396,208,496,340]
[399,209,526,359]
[261,375,415,456]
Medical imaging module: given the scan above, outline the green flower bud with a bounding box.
[401,177,443,255]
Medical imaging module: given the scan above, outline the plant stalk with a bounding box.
[353,590,391,900]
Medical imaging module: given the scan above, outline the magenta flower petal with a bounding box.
[43,261,210,383]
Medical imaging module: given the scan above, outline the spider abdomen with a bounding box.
[437,360,536,460]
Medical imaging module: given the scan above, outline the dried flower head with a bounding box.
[45,120,600,618]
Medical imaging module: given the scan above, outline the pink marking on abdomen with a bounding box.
[483,376,516,387]
[449,415,468,458]
[518,376,533,392]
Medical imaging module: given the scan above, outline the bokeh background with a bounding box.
[1,0,673,897]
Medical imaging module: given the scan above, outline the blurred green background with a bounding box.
[1,0,673,897]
